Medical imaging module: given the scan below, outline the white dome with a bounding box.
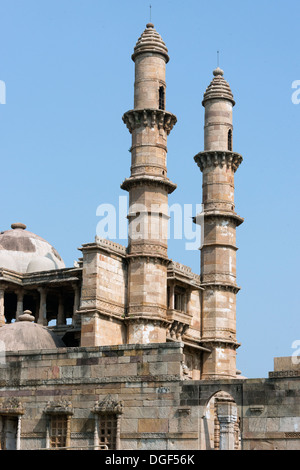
[0,223,65,273]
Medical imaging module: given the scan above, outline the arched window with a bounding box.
[159,86,165,110]
[228,129,232,151]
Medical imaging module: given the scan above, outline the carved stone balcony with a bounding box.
[122,108,177,135]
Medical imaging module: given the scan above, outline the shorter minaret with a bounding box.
[194,68,243,379]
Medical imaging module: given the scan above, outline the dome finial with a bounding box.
[18,310,35,322]
[11,222,26,230]
[213,67,224,76]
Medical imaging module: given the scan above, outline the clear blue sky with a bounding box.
[0,0,299,379]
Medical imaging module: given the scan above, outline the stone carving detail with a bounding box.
[194,151,243,173]
[93,395,123,415]
[122,109,177,135]
[0,397,24,415]
[167,320,189,341]
[44,399,73,415]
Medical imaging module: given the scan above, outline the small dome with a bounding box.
[0,223,65,273]
[132,23,169,63]
[0,311,65,351]
[202,68,235,106]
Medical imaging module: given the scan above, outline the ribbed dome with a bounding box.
[0,311,65,351]
[202,68,235,106]
[0,223,65,273]
[132,23,169,63]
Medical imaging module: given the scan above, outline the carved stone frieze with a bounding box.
[92,395,123,415]
[0,397,24,415]
[44,398,73,415]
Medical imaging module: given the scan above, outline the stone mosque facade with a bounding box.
[0,23,299,451]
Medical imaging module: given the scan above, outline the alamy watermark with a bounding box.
[96,196,204,251]
[0,80,6,104]
[291,80,300,104]
[291,340,300,365]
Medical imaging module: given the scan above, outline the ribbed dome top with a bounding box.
[0,223,65,273]
[132,23,169,63]
[0,311,65,352]
[202,68,235,106]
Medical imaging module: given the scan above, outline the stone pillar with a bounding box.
[169,283,175,310]
[16,415,22,450]
[16,290,24,322]
[45,417,50,449]
[66,415,71,449]
[194,68,243,379]
[0,288,5,326]
[57,294,65,326]
[38,288,47,326]
[122,23,177,344]
[72,283,81,327]
[217,401,238,451]
[93,414,99,449]
[116,415,121,450]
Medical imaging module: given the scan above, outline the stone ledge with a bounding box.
[120,432,198,440]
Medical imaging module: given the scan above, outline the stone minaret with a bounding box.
[122,23,177,344]
[194,68,243,379]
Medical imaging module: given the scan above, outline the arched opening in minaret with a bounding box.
[159,86,165,110]
[228,129,232,151]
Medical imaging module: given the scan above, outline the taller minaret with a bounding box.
[122,24,177,343]
[194,68,243,379]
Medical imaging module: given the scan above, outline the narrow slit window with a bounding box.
[228,129,232,151]
[159,86,165,110]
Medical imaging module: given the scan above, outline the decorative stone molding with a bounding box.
[249,405,264,414]
[200,338,240,349]
[121,174,177,194]
[194,210,244,227]
[126,305,168,320]
[128,242,168,259]
[44,399,73,415]
[94,237,127,257]
[92,396,123,415]
[0,398,24,415]
[194,150,243,173]
[122,109,177,135]
[201,282,240,294]
[96,298,126,318]
[167,320,190,341]
[269,370,300,378]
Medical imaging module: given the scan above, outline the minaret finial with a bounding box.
[149,4,152,23]
[217,50,220,68]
